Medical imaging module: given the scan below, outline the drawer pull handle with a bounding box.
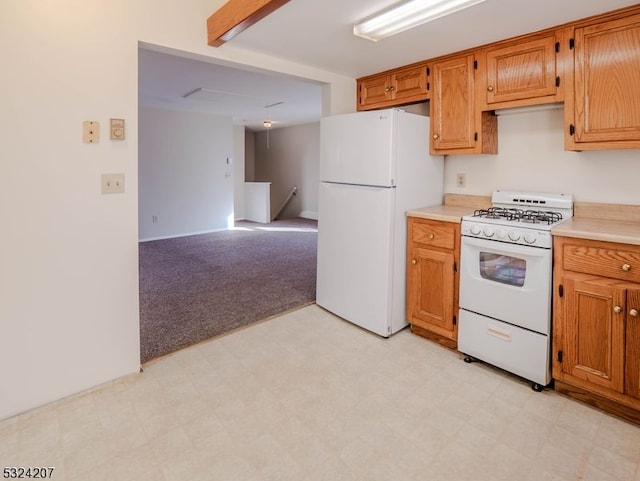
[428,233,435,240]
[630,308,639,317]
[487,326,511,342]
[622,264,631,272]
[614,306,622,314]
[411,259,417,265]
[487,85,494,92]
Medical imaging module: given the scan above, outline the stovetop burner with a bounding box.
[462,190,574,248]
[472,207,563,225]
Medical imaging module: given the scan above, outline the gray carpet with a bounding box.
[139,218,317,363]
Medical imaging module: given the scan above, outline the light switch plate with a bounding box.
[110,118,125,140]
[101,173,125,194]
[83,121,100,143]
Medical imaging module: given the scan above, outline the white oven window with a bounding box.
[479,252,526,287]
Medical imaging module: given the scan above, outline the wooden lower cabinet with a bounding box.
[553,236,640,422]
[559,274,626,393]
[407,217,459,349]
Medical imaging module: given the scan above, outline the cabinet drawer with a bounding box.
[562,243,640,283]
[411,220,455,250]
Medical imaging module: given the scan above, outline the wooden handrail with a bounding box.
[207,0,291,47]
[273,186,297,221]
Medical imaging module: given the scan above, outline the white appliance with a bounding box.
[316,109,444,337]
[458,190,573,390]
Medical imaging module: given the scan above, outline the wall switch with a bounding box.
[456,173,467,188]
[110,118,125,140]
[101,173,125,194]
[83,121,100,143]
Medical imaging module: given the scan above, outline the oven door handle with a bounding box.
[462,236,549,258]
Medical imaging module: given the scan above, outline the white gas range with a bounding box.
[458,191,573,391]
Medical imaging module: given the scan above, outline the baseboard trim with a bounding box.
[139,228,228,243]
[554,380,640,426]
[299,210,318,220]
[410,324,457,351]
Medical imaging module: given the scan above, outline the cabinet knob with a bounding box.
[487,85,494,92]
[614,305,622,314]
[411,259,417,265]
[433,134,439,140]
[622,263,631,272]
[428,233,435,239]
[630,308,639,317]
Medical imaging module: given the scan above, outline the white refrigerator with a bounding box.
[316,108,444,337]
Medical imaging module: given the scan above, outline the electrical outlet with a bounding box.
[110,118,125,140]
[456,173,467,188]
[152,215,159,224]
[101,173,125,194]
[83,121,100,143]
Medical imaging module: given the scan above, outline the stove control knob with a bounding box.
[470,224,481,236]
[508,230,521,241]
[496,229,507,240]
[483,226,495,237]
[523,233,536,244]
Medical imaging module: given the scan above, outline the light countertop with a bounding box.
[551,217,640,246]
[407,194,490,223]
[406,205,476,223]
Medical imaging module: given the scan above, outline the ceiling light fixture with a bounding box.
[263,101,282,148]
[353,0,487,42]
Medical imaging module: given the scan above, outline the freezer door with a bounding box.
[316,182,397,336]
[320,110,396,187]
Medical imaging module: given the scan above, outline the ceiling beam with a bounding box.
[207,0,291,47]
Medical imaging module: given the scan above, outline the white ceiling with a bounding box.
[139,0,638,131]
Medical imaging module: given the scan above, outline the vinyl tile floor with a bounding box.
[2,304,640,481]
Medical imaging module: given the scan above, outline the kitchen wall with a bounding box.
[233,125,246,221]
[245,131,257,183]
[0,0,355,421]
[255,122,321,219]
[139,107,234,240]
[444,107,640,205]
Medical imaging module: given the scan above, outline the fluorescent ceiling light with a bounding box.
[353,0,487,42]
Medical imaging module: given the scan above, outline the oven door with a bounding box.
[459,236,552,334]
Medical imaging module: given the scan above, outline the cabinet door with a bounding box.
[573,14,640,144]
[407,246,456,338]
[358,74,391,108]
[625,286,640,399]
[562,275,626,393]
[391,65,428,103]
[431,54,475,152]
[486,34,558,105]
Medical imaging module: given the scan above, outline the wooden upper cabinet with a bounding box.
[357,63,429,111]
[567,12,640,150]
[359,74,391,108]
[430,54,497,155]
[482,32,561,109]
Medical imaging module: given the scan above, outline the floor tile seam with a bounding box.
[583,442,640,481]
